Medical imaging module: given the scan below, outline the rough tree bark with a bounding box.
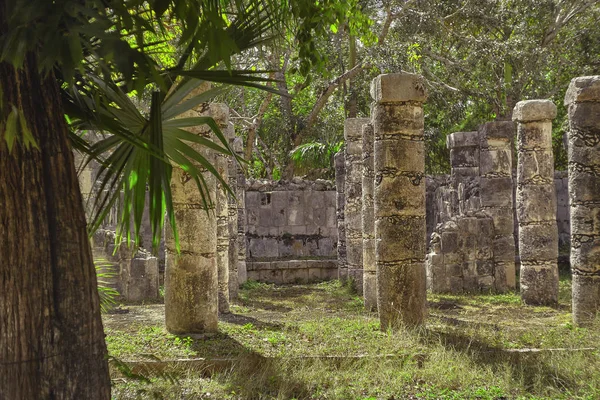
[0,54,111,398]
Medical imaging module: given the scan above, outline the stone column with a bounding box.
[234,136,248,285]
[447,131,480,215]
[448,131,480,185]
[564,76,600,325]
[362,123,377,310]
[226,123,239,300]
[165,103,224,335]
[371,73,427,329]
[215,106,231,314]
[513,100,559,306]
[479,121,516,291]
[334,151,347,281]
[345,118,370,293]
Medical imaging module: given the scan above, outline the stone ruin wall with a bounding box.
[244,178,338,284]
[425,122,571,294]
[426,173,570,264]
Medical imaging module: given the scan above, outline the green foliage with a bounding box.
[288,140,342,176]
[94,258,120,313]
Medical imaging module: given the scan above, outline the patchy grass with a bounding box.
[106,277,600,399]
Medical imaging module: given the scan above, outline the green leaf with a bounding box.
[18,108,39,150]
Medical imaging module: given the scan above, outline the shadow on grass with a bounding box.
[220,312,286,331]
[422,327,577,392]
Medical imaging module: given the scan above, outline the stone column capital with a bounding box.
[370,73,427,103]
[512,100,557,122]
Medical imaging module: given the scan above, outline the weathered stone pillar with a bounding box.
[215,105,231,314]
[564,76,600,325]
[479,121,516,291]
[334,151,347,281]
[226,123,239,300]
[345,118,370,293]
[165,103,222,335]
[513,100,559,306]
[234,136,248,285]
[448,131,480,184]
[371,73,427,329]
[447,131,480,215]
[362,123,377,310]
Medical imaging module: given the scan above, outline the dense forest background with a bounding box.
[210,0,600,179]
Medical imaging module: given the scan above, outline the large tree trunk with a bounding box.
[0,53,111,398]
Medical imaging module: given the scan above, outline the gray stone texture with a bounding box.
[246,260,338,284]
[372,73,428,329]
[244,178,337,282]
[565,75,600,325]
[345,118,371,294]
[335,151,348,281]
[513,99,559,306]
[362,123,377,310]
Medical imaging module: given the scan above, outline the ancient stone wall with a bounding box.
[245,178,338,284]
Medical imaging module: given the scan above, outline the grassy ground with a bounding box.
[106,275,600,400]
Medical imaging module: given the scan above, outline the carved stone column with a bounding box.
[226,123,239,300]
[362,123,377,310]
[215,106,231,314]
[335,151,347,281]
[165,103,223,334]
[513,100,559,306]
[371,73,427,329]
[234,136,248,285]
[564,76,600,325]
[345,118,370,293]
[479,121,516,291]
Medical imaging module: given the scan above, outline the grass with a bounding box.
[105,277,600,399]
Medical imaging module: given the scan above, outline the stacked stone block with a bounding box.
[513,100,559,306]
[479,121,516,291]
[564,76,600,325]
[362,123,377,310]
[335,151,347,281]
[427,215,495,292]
[371,73,427,329]
[344,118,370,293]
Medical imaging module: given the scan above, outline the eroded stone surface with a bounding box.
[361,123,377,310]
[372,73,427,329]
[565,76,600,325]
[345,118,370,294]
[513,99,559,306]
